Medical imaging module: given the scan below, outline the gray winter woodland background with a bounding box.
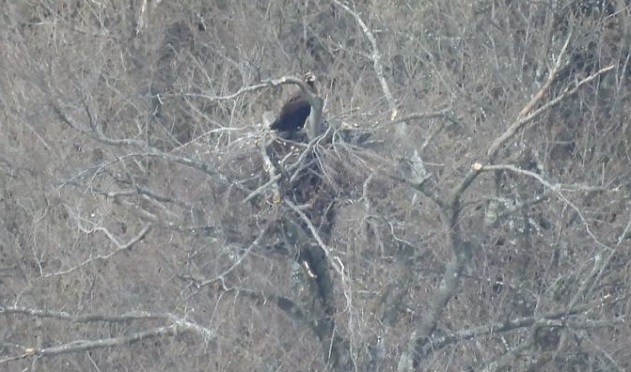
[1,0,630,371]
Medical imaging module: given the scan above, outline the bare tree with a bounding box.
[1,1,630,371]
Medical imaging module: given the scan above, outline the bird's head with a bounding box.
[303,71,317,92]
[303,71,316,83]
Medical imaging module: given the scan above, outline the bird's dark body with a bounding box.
[270,95,311,131]
[270,72,317,132]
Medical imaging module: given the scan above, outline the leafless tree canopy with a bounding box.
[1,0,630,371]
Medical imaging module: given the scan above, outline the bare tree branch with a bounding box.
[43,223,152,278]
[332,0,397,116]
[0,306,214,365]
[487,64,615,160]
[478,163,616,250]
[517,29,573,119]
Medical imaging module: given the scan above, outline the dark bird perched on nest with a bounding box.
[270,72,317,132]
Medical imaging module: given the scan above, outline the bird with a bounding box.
[270,72,317,132]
